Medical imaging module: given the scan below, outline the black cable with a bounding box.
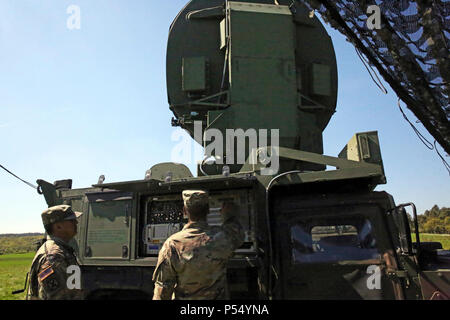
[355,47,388,94]
[398,100,450,176]
[398,99,434,150]
[0,164,37,190]
[434,141,450,176]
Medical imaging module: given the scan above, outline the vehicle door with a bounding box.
[274,204,401,299]
[83,192,133,260]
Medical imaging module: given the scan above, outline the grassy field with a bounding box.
[411,233,450,250]
[0,235,43,255]
[0,234,43,300]
[0,252,34,300]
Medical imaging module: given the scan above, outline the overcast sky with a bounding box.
[0,0,448,234]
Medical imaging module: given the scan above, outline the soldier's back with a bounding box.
[165,221,240,299]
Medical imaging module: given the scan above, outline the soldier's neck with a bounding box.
[188,219,207,224]
[50,232,71,243]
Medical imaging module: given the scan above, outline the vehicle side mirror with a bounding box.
[393,203,420,255]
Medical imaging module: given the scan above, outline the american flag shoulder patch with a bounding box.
[38,266,55,282]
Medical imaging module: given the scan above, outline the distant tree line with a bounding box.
[0,233,43,238]
[409,205,450,234]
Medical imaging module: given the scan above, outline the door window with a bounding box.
[291,218,380,263]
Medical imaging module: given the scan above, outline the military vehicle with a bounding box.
[32,0,450,299]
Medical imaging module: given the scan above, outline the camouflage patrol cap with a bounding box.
[41,205,83,226]
[182,190,209,209]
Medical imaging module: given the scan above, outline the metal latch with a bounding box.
[387,270,408,278]
[122,245,129,258]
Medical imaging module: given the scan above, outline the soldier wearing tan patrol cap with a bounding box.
[27,205,84,300]
[152,190,244,300]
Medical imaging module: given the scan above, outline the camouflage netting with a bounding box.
[299,0,450,155]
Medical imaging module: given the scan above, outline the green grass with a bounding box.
[0,252,34,300]
[411,233,450,250]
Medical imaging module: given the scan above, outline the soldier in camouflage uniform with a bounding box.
[27,205,84,300]
[152,190,244,300]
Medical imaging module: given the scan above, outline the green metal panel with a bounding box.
[206,2,300,162]
[311,63,331,96]
[230,57,297,107]
[182,57,207,92]
[339,131,384,172]
[228,6,295,58]
[85,196,132,259]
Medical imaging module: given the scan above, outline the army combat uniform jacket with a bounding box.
[152,209,245,300]
[27,236,83,300]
